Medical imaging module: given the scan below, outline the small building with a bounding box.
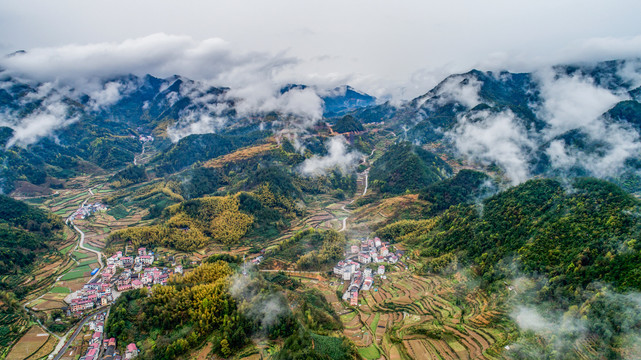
[374,237,381,248]
[362,277,373,291]
[350,292,358,306]
[131,280,143,289]
[378,265,385,275]
[358,253,371,264]
[138,247,147,256]
[350,245,359,254]
[333,265,344,276]
[125,343,139,359]
[380,245,389,257]
[117,282,132,291]
[342,271,351,281]
[136,255,154,265]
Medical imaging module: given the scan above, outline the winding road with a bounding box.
[338,149,373,233]
[52,308,109,360]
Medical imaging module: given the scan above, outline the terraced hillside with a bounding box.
[327,269,516,359]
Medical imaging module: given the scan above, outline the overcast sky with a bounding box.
[2,0,641,99]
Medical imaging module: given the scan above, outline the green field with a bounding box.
[107,204,130,220]
[50,287,71,294]
[369,313,380,333]
[73,251,90,259]
[78,259,98,266]
[60,264,92,280]
[83,244,103,252]
[60,271,87,281]
[60,244,74,255]
[357,344,380,360]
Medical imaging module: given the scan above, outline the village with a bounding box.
[62,247,182,360]
[66,247,181,314]
[333,237,404,306]
[68,311,140,360]
[72,203,108,221]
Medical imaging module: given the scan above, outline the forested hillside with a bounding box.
[370,142,452,194]
[0,195,64,276]
[379,177,641,358]
[106,260,358,359]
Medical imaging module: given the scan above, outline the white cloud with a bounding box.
[512,306,554,332]
[2,101,79,147]
[535,69,627,139]
[299,136,361,176]
[0,34,288,84]
[88,81,123,110]
[166,114,228,142]
[448,109,535,184]
[435,74,482,108]
[545,139,576,170]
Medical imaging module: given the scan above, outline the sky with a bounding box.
[2,0,641,99]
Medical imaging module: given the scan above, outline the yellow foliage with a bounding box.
[209,210,254,245]
[111,194,254,250]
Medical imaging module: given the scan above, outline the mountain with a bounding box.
[331,114,364,133]
[369,141,452,193]
[321,85,376,117]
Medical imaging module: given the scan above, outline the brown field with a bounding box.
[350,194,430,233]
[33,292,68,311]
[204,142,278,168]
[6,325,50,360]
[25,334,57,360]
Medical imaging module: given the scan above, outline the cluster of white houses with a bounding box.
[334,237,399,306]
[69,282,112,313]
[103,248,181,291]
[73,202,108,220]
[68,247,182,315]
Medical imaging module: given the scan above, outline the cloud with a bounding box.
[0,34,332,142]
[229,271,290,332]
[535,69,641,177]
[0,33,296,85]
[167,114,228,142]
[535,69,627,139]
[299,136,361,176]
[448,109,535,184]
[2,101,79,147]
[444,64,641,184]
[507,278,641,359]
[229,85,323,128]
[560,35,641,66]
[0,83,80,147]
[512,305,555,332]
[435,74,482,108]
[88,81,124,110]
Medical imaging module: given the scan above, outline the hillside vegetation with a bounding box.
[370,142,452,194]
[0,195,64,277]
[109,195,254,250]
[379,177,641,358]
[106,260,357,360]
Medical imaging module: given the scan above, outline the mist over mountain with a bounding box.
[2,58,641,193]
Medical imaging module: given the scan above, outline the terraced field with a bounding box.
[328,271,517,359]
[5,325,51,360]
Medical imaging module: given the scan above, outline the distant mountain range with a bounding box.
[1,59,641,193]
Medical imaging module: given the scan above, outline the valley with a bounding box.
[1,58,641,360]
